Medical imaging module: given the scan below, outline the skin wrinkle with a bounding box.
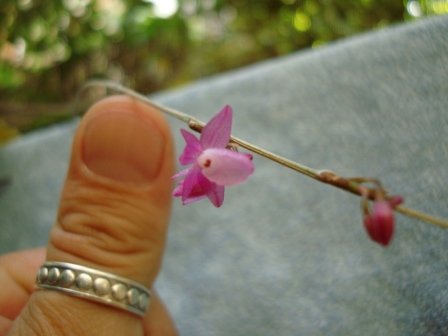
[60,212,131,250]
[49,229,113,266]
[61,180,152,220]
[19,299,52,336]
[19,293,136,336]
[49,226,161,285]
[49,228,151,270]
[57,186,153,251]
[49,223,163,284]
[56,179,168,257]
[55,208,161,253]
[57,206,162,254]
[26,297,142,335]
[58,217,153,256]
[61,179,146,213]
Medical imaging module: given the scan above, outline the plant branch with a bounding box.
[78,79,448,229]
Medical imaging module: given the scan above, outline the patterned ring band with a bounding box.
[35,261,151,317]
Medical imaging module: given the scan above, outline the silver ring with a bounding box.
[36,261,151,317]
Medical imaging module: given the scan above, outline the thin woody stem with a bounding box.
[394,205,448,229]
[78,79,448,229]
[78,79,193,124]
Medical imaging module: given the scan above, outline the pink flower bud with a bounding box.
[363,200,395,246]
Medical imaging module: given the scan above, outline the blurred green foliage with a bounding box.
[0,0,446,134]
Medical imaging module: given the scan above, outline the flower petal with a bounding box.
[181,164,202,203]
[173,180,208,204]
[198,148,254,186]
[200,105,232,149]
[207,184,225,207]
[172,167,192,180]
[197,172,225,207]
[179,129,204,165]
[172,180,184,197]
[183,193,208,205]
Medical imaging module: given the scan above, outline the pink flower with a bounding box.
[172,105,255,207]
[363,200,395,247]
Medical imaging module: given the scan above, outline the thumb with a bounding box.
[8,95,176,335]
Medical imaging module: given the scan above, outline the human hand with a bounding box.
[0,95,178,335]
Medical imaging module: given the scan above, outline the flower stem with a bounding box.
[78,79,193,124]
[394,205,448,229]
[78,79,448,229]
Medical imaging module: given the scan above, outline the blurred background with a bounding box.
[0,0,447,140]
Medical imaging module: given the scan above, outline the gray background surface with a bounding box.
[1,15,448,335]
